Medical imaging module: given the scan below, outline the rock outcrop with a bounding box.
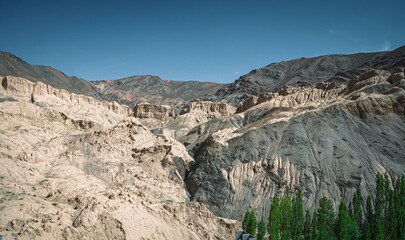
[180,101,236,117]
[0,51,101,100]
[203,45,405,106]
[156,101,236,139]
[0,75,238,239]
[0,76,132,125]
[133,103,175,129]
[134,103,175,119]
[184,69,405,220]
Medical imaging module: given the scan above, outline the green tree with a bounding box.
[349,202,354,220]
[317,196,335,239]
[386,188,396,240]
[247,211,258,236]
[353,188,363,230]
[281,191,293,240]
[242,209,251,231]
[268,196,281,240]
[292,190,304,240]
[312,211,319,240]
[303,209,312,240]
[336,200,350,240]
[395,176,405,240]
[375,173,385,239]
[257,215,267,240]
[362,196,373,240]
[242,209,257,236]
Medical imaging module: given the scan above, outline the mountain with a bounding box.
[182,68,405,220]
[204,46,405,106]
[0,52,228,111]
[0,75,237,239]
[0,51,101,100]
[90,75,228,111]
[1,46,405,239]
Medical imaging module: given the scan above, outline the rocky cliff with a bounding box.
[133,103,175,129]
[0,76,132,124]
[0,75,237,239]
[184,68,405,220]
[156,101,236,140]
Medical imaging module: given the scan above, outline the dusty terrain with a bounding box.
[0,76,237,239]
[0,47,405,239]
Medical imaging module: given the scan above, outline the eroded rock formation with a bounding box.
[0,75,237,240]
[185,69,405,220]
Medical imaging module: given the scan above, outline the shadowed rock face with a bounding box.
[91,75,228,112]
[0,51,101,100]
[185,68,405,220]
[203,46,405,106]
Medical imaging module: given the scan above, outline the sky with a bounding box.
[0,0,404,83]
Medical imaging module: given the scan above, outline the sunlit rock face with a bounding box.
[1,46,405,239]
[185,68,405,220]
[0,76,237,240]
[154,101,236,140]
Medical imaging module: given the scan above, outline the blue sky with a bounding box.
[1,0,404,83]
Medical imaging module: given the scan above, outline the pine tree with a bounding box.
[268,196,281,240]
[311,211,319,240]
[336,200,350,240]
[242,209,250,231]
[303,209,311,240]
[349,202,354,220]
[257,215,267,240]
[386,188,396,240]
[318,211,327,240]
[247,211,258,236]
[353,187,363,228]
[317,196,335,239]
[362,196,373,240]
[396,176,405,240]
[375,172,385,239]
[292,190,304,240]
[281,191,292,240]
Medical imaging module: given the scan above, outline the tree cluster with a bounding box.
[241,173,405,240]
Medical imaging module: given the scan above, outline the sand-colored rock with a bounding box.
[0,76,238,240]
[0,76,132,126]
[133,103,175,129]
[156,101,236,139]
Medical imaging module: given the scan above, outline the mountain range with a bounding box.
[0,45,404,239]
[1,45,404,110]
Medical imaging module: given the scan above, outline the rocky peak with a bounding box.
[180,101,236,116]
[133,103,175,120]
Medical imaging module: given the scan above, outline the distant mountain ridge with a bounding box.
[90,75,228,112]
[0,51,228,111]
[203,45,405,106]
[1,45,404,109]
[0,51,101,100]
